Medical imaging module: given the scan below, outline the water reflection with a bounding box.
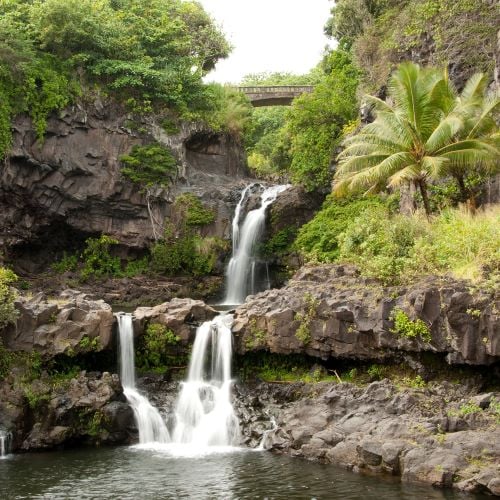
[0,447,487,499]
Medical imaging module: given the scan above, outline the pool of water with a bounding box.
[0,446,486,499]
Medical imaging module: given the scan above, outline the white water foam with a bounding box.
[117,314,170,444]
[171,314,240,448]
[224,184,289,305]
[0,430,11,459]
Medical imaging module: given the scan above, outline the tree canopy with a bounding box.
[0,0,231,157]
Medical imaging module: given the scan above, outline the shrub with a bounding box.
[0,339,14,380]
[137,323,180,370]
[78,335,100,352]
[123,256,150,277]
[332,205,499,285]
[52,252,78,273]
[120,144,177,188]
[151,233,227,277]
[294,195,387,262]
[174,193,215,227]
[260,226,298,258]
[0,267,19,329]
[80,235,121,281]
[390,309,432,343]
[295,293,320,345]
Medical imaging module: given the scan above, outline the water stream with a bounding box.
[115,183,287,453]
[117,314,170,444]
[0,430,11,459]
[223,184,289,305]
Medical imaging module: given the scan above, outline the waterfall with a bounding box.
[224,184,289,305]
[117,314,170,444]
[172,314,240,447]
[0,430,11,459]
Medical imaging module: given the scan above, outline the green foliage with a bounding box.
[240,71,322,87]
[0,10,76,157]
[237,352,335,383]
[0,0,232,158]
[22,383,50,410]
[123,256,150,277]
[294,195,387,262]
[49,366,80,388]
[334,62,499,215]
[390,309,432,343]
[367,364,385,381]
[80,235,121,281]
[241,52,359,190]
[324,0,395,48]
[260,226,298,258]
[136,323,180,371]
[244,319,267,350]
[295,293,320,345]
[78,336,100,352]
[400,374,426,389]
[327,1,498,92]
[448,401,482,417]
[86,410,107,438]
[0,339,15,380]
[151,211,227,278]
[52,252,78,273]
[174,194,215,227]
[335,204,499,284]
[286,51,360,191]
[337,207,427,283]
[120,144,177,188]
[193,85,252,137]
[29,0,230,106]
[0,267,19,329]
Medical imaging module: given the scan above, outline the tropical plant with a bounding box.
[334,62,499,215]
[0,267,19,329]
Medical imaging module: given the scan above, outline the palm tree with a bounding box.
[333,62,499,215]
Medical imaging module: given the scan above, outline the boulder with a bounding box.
[133,298,218,341]
[3,290,113,355]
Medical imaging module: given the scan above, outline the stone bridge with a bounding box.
[236,86,314,106]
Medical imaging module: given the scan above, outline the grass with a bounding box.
[296,203,499,286]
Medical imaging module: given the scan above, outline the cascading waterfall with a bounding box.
[117,314,170,444]
[115,184,286,453]
[172,314,239,447]
[224,184,289,305]
[0,430,11,459]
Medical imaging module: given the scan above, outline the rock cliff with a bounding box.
[0,100,251,270]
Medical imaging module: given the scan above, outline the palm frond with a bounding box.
[421,155,450,179]
[460,73,487,103]
[363,94,394,114]
[425,114,464,152]
[466,97,500,139]
[387,164,420,186]
[336,154,390,176]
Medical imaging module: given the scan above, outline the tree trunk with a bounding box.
[455,175,468,203]
[418,179,431,217]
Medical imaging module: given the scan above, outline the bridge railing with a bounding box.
[236,85,314,94]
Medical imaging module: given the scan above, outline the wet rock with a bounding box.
[228,380,500,495]
[357,440,383,466]
[133,298,218,341]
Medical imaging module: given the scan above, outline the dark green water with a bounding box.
[0,446,486,500]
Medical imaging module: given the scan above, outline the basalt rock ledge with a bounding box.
[232,264,499,366]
